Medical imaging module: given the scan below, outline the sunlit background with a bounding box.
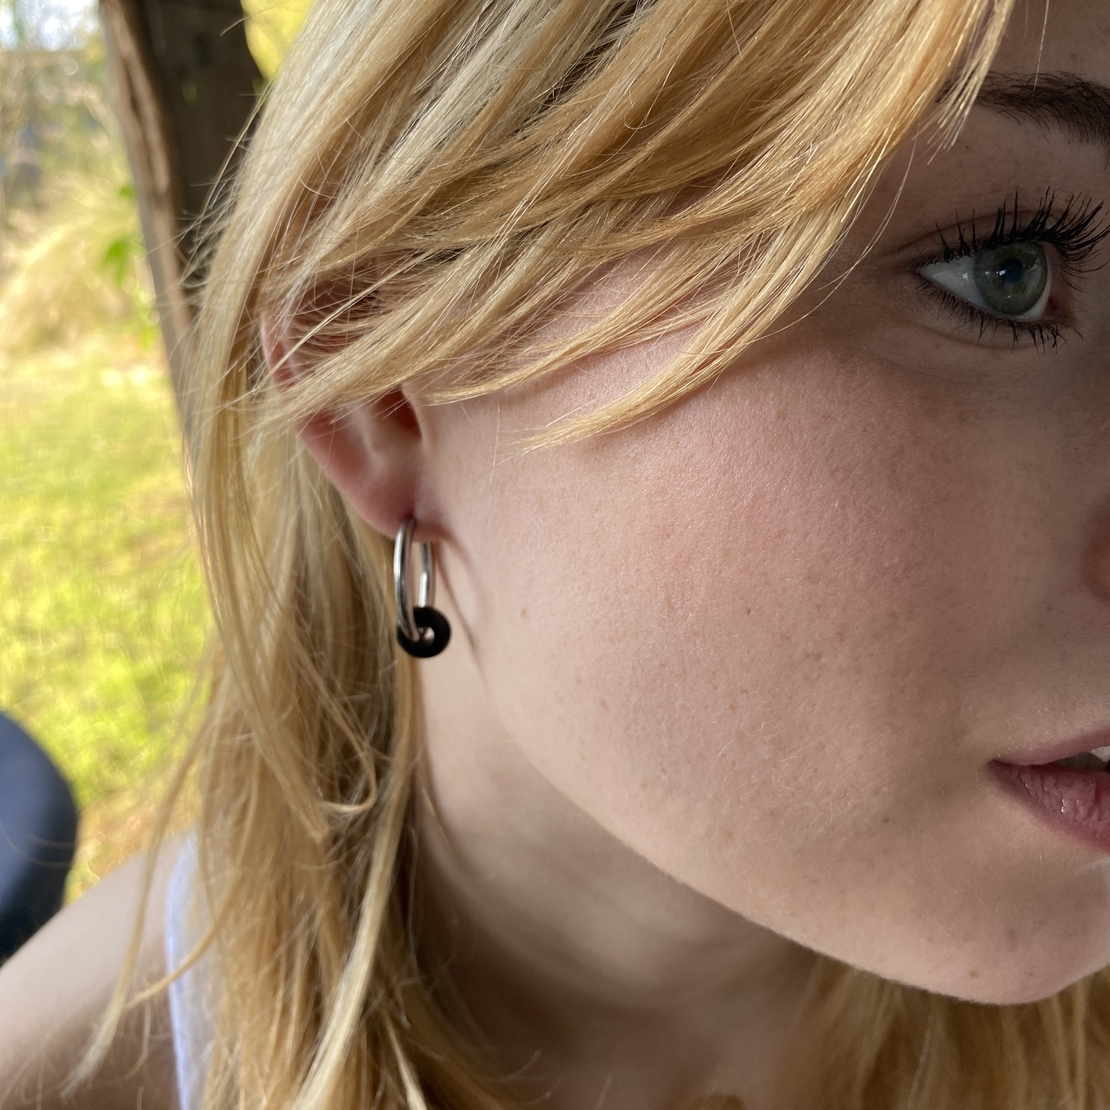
[0,0,308,896]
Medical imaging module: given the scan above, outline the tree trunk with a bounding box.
[98,0,260,442]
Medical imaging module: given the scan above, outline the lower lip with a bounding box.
[992,760,1110,853]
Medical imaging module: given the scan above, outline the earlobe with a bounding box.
[259,314,424,538]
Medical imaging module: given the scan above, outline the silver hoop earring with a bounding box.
[393,518,451,658]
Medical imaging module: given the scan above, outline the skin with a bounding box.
[2,1,1109,1108]
[0,850,179,1110]
[388,1,1110,1104]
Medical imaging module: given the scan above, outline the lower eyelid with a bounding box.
[913,276,1067,351]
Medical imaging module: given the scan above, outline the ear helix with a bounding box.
[393,518,451,659]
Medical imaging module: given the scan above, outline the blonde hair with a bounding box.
[96,0,1110,1106]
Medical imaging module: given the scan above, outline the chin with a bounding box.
[893,926,1110,1007]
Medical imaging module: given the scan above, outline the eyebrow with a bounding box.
[976,72,1110,156]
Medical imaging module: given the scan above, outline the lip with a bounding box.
[991,760,1110,854]
[995,728,1110,768]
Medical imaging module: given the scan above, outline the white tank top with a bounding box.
[164,839,215,1110]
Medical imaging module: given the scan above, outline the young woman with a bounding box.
[3,0,1110,1106]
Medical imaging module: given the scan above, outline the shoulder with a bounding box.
[0,843,184,1110]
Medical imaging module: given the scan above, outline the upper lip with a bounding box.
[995,728,1110,768]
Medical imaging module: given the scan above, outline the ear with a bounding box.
[260,315,424,538]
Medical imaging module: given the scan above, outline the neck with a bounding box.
[416,644,818,1110]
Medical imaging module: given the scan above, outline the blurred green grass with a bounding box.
[0,3,315,898]
[0,336,207,896]
[0,43,208,896]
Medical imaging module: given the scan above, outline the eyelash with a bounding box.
[918,190,1110,350]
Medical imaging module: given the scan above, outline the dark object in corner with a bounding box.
[0,712,78,962]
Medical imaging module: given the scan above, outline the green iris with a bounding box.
[972,241,1048,317]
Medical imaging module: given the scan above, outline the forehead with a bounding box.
[995,0,1110,80]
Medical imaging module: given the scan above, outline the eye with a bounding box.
[918,241,1051,321]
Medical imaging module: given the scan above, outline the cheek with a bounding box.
[432,340,1104,1000]
[444,352,1021,832]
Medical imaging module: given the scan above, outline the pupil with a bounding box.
[972,241,1047,317]
[995,258,1024,285]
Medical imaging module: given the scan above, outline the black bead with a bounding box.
[396,606,452,658]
